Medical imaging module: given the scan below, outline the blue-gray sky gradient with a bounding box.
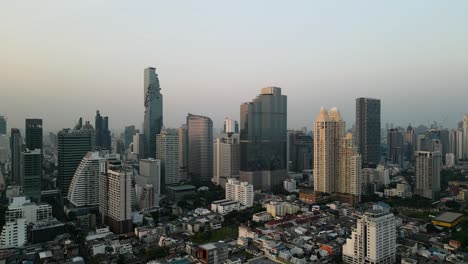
[2,1,468,132]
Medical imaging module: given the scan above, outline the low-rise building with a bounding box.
[211,199,240,215]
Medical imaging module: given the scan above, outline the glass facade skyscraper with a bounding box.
[239,87,287,192]
[355,98,381,167]
[187,114,213,183]
[95,110,111,150]
[25,119,42,152]
[143,67,163,158]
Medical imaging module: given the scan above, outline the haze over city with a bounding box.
[2,1,468,131]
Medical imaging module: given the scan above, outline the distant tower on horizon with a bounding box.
[20,149,41,201]
[387,128,404,168]
[95,110,111,151]
[10,128,22,184]
[463,114,468,159]
[143,67,163,159]
[25,119,42,154]
[355,98,381,167]
[239,87,287,192]
[187,113,213,183]
[0,116,6,135]
[223,118,239,134]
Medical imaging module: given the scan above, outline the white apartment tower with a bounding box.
[213,133,240,187]
[156,130,180,186]
[225,178,254,207]
[339,133,362,198]
[414,151,441,200]
[342,209,397,264]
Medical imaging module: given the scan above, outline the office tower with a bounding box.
[223,118,239,134]
[240,87,287,192]
[124,125,136,150]
[57,121,95,196]
[313,107,345,193]
[404,125,415,163]
[156,130,180,186]
[225,178,253,207]
[99,168,133,234]
[67,151,106,208]
[457,129,464,160]
[137,159,161,206]
[414,151,441,200]
[131,132,145,158]
[0,116,6,135]
[386,128,404,167]
[464,114,468,159]
[20,149,41,201]
[449,129,459,160]
[25,119,43,155]
[187,114,213,183]
[143,67,163,158]
[355,98,381,167]
[288,131,313,172]
[338,133,362,198]
[95,110,111,150]
[178,125,188,172]
[10,128,22,184]
[213,133,240,187]
[342,207,396,264]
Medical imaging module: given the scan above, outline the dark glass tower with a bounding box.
[124,125,136,150]
[240,87,287,192]
[95,110,111,150]
[355,98,381,167]
[25,119,43,152]
[143,67,163,158]
[0,116,6,135]
[57,121,95,196]
[187,114,213,183]
[10,128,22,184]
[387,128,404,167]
[20,149,41,201]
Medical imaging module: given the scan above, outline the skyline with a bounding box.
[2,1,468,131]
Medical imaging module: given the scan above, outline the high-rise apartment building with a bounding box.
[137,159,161,206]
[95,110,111,150]
[213,133,240,187]
[156,130,179,186]
[57,122,95,196]
[240,87,287,192]
[178,124,188,175]
[313,107,345,193]
[132,132,145,158]
[386,128,404,167]
[143,67,163,158]
[10,128,22,184]
[68,151,106,208]
[355,98,381,167]
[342,207,396,264]
[225,178,253,207]
[338,133,362,198]
[187,114,213,183]
[0,116,6,135]
[20,149,41,201]
[223,118,239,134]
[414,151,441,200]
[25,119,42,155]
[457,129,464,160]
[463,114,468,159]
[449,129,461,161]
[404,125,415,163]
[99,168,133,234]
[287,131,313,172]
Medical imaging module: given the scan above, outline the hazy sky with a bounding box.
[2,1,468,133]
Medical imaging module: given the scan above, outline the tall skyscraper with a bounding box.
[124,125,136,150]
[355,98,381,167]
[68,151,106,208]
[404,125,415,163]
[131,132,145,158]
[313,107,345,193]
[57,121,95,196]
[178,125,188,174]
[338,133,362,198]
[187,113,213,183]
[10,128,22,184]
[0,116,6,135]
[457,129,464,160]
[99,168,133,234]
[449,129,459,159]
[414,151,441,200]
[143,67,163,158]
[463,114,468,159]
[240,87,287,192]
[342,207,396,264]
[287,130,313,173]
[213,133,240,187]
[137,159,161,206]
[156,130,180,186]
[223,118,239,134]
[25,119,42,155]
[95,110,111,150]
[20,149,41,201]
[386,128,404,167]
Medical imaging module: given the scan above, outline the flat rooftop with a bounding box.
[433,212,464,223]
[167,185,196,191]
